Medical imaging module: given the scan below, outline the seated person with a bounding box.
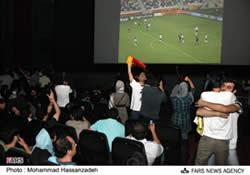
[48,136,77,165]
[65,106,91,139]
[0,126,31,154]
[126,120,163,165]
[89,108,125,151]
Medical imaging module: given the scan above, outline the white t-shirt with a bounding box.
[126,136,163,165]
[55,85,72,107]
[129,80,143,111]
[229,112,240,149]
[201,91,236,140]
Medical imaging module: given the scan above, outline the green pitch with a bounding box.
[118,14,222,64]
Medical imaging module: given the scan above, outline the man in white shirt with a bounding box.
[126,120,163,165]
[127,64,147,120]
[195,80,239,165]
[196,79,242,165]
[55,79,72,108]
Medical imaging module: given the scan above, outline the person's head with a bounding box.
[54,136,77,159]
[103,108,119,120]
[221,79,238,94]
[79,101,92,112]
[146,74,160,87]
[210,80,222,92]
[30,87,38,97]
[133,68,147,83]
[131,121,147,140]
[70,106,84,121]
[115,80,125,93]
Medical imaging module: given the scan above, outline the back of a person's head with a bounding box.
[70,106,84,121]
[125,120,136,136]
[79,101,92,113]
[131,121,147,140]
[103,108,119,120]
[146,74,160,87]
[54,137,72,158]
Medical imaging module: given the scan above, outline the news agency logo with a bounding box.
[181,168,190,174]
[6,157,24,164]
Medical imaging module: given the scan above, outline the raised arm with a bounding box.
[148,123,162,145]
[196,99,240,113]
[185,76,195,89]
[127,64,134,83]
[47,90,61,121]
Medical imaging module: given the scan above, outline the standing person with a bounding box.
[196,79,242,165]
[181,33,184,43]
[204,33,208,43]
[109,80,130,125]
[195,34,199,44]
[133,37,137,47]
[170,76,195,140]
[139,75,166,124]
[128,26,131,32]
[127,63,147,120]
[55,79,72,124]
[194,26,199,36]
[159,33,163,42]
[178,33,182,43]
[194,79,238,165]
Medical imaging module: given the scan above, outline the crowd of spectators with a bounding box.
[120,0,206,12]
[0,64,248,166]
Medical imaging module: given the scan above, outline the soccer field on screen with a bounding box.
[118,14,222,64]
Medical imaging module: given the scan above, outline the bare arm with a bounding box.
[148,123,161,145]
[196,99,240,113]
[196,107,229,118]
[47,90,61,121]
[185,76,195,89]
[127,64,134,83]
[17,137,31,154]
[159,80,165,92]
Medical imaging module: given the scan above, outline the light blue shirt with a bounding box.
[90,118,125,151]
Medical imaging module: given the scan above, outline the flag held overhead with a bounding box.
[126,56,146,70]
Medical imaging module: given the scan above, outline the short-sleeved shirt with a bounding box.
[201,91,237,140]
[90,118,125,151]
[55,85,72,107]
[126,136,163,165]
[140,86,166,120]
[129,80,143,111]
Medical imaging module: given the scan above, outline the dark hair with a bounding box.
[103,108,118,120]
[54,137,72,158]
[79,101,92,112]
[223,79,238,91]
[146,73,160,87]
[70,106,84,121]
[131,121,147,140]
